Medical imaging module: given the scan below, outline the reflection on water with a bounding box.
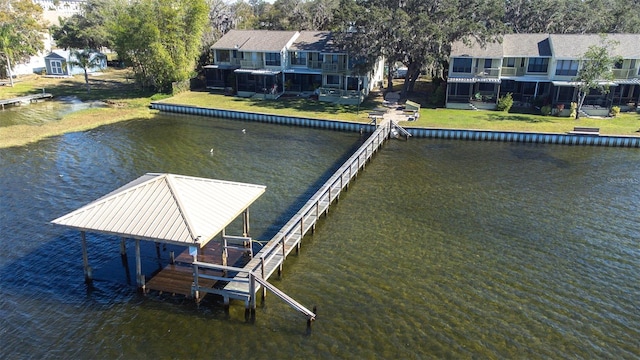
[0,114,639,359]
[0,96,106,127]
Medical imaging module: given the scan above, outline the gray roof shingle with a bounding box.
[503,34,552,57]
[289,31,343,53]
[550,34,640,59]
[451,33,640,59]
[211,30,298,52]
[451,34,552,58]
[450,37,504,58]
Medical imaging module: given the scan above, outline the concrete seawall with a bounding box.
[150,102,640,148]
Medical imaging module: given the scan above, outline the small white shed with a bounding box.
[44,49,107,76]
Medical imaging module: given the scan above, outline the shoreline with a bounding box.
[151,102,640,148]
[0,104,156,149]
[2,93,639,150]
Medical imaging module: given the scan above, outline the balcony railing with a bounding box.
[473,67,500,77]
[240,60,262,69]
[322,63,347,73]
[214,59,240,66]
[500,67,526,77]
[612,68,638,80]
[308,60,323,69]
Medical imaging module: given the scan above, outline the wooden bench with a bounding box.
[568,126,600,135]
[368,111,385,121]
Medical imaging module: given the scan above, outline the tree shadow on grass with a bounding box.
[15,69,155,102]
[241,96,378,118]
[484,113,554,123]
[48,76,154,102]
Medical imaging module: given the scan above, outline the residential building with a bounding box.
[5,1,84,77]
[44,49,106,77]
[205,30,384,104]
[446,34,640,116]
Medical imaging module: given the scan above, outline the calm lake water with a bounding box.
[0,112,639,359]
[0,97,106,127]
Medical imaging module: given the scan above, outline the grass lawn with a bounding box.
[164,90,640,136]
[410,108,640,135]
[164,90,377,123]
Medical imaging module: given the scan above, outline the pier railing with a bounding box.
[221,120,393,300]
[191,120,393,321]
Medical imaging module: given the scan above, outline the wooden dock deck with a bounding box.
[0,93,53,109]
[144,240,246,299]
[210,120,394,303]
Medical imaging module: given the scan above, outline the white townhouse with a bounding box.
[446,33,640,116]
[205,30,384,104]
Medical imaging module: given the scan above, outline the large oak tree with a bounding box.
[334,0,505,98]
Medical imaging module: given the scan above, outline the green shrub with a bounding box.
[150,93,171,101]
[497,92,513,112]
[171,79,191,95]
[430,84,446,107]
[541,105,551,116]
[610,106,620,117]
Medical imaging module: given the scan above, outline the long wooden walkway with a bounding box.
[202,119,394,304]
[0,93,53,109]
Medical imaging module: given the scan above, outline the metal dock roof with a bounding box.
[51,173,266,247]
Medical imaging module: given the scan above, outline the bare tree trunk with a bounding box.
[576,91,587,119]
[386,57,394,92]
[6,56,14,87]
[84,69,90,92]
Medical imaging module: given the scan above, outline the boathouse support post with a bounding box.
[243,209,250,237]
[260,257,267,300]
[222,228,228,277]
[120,237,126,256]
[135,239,144,291]
[80,231,92,284]
[249,272,256,312]
[192,263,200,301]
[191,246,200,301]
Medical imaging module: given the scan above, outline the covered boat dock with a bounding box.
[51,173,265,300]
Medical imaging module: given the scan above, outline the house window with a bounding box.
[556,86,574,102]
[449,83,471,96]
[527,58,549,73]
[555,60,578,76]
[478,83,494,92]
[289,51,307,66]
[326,74,340,87]
[501,79,516,91]
[614,59,623,69]
[484,59,492,69]
[216,50,230,63]
[504,58,516,67]
[50,60,63,74]
[265,52,281,66]
[452,58,472,73]
[522,82,537,95]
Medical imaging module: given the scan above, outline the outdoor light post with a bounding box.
[357,78,362,114]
